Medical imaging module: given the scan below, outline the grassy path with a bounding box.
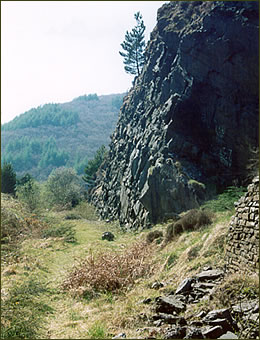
[2,210,138,339]
[2,197,236,339]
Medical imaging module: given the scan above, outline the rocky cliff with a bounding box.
[91,1,259,230]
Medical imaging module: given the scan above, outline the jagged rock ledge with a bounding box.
[91,1,259,230]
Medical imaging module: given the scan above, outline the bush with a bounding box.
[202,186,246,212]
[16,179,40,212]
[87,321,107,339]
[62,241,154,295]
[1,162,16,195]
[163,209,213,245]
[146,230,163,244]
[45,167,85,209]
[42,223,76,243]
[1,277,53,339]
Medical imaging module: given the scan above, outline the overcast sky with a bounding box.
[1,1,166,124]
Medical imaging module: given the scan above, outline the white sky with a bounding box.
[1,1,166,124]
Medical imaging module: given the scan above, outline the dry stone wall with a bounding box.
[225,176,259,273]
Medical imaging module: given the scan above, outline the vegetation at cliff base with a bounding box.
[1,184,254,339]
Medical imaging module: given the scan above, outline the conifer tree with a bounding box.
[1,162,16,195]
[119,12,146,76]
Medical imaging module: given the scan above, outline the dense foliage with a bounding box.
[2,104,79,131]
[83,145,107,187]
[45,167,85,209]
[119,12,146,76]
[2,136,69,174]
[1,162,16,195]
[1,93,124,180]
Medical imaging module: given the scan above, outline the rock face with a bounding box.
[91,1,259,230]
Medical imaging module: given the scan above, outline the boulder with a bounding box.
[163,326,186,339]
[202,326,224,339]
[196,269,224,281]
[217,331,238,339]
[175,278,194,295]
[102,231,115,241]
[184,327,204,339]
[112,333,126,339]
[155,296,186,314]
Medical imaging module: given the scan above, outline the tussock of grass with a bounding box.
[62,241,154,295]
[72,201,98,220]
[213,272,259,308]
[1,277,54,339]
[42,222,77,244]
[163,209,213,246]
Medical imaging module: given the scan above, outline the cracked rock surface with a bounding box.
[91,1,259,230]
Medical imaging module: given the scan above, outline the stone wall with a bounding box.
[225,176,259,273]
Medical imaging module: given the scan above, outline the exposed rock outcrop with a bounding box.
[91,1,259,230]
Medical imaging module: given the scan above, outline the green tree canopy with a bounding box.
[119,12,146,76]
[45,167,85,209]
[83,145,107,187]
[1,162,16,195]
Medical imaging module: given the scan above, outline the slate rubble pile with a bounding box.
[136,267,258,339]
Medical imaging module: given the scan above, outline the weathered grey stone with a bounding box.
[196,269,224,281]
[175,278,194,295]
[203,309,232,322]
[112,333,126,339]
[217,331,238,339]
[232,300,259,314]
[101,231,115,241]
[91,2,259,231]
[202,326,224,339]
[155,296,186,314]
[151,281,164,290]
[163,326,186,339]
[184,327,204,339]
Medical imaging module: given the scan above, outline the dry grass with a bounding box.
[62,241,155,295]
[213,272,259,308]
[146,230,163,244]
[163,209,213,246]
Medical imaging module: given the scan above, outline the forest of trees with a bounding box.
[1,93,125,180]
[2,103,79,131]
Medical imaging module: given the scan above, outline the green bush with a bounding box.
[202,186,246,212]
[42,223,76,243]
[45,167,85,209]
[87,321,107,339]
[16,179,40,212]
[1,277,53,339]
[1,162,16,195]
[163,209,213,246]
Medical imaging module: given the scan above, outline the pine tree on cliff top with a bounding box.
[119,12,146,76]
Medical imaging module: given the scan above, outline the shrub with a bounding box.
[87,321,107,339]
[146,230,163,244]
[45,167,85,209]
[62,241,154,295]
[1,277,53,339]
[1,162,16,195]
[41,223,76,243]
[202,186,246,212]
[163,209,213,245]
[16,179,40,212]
